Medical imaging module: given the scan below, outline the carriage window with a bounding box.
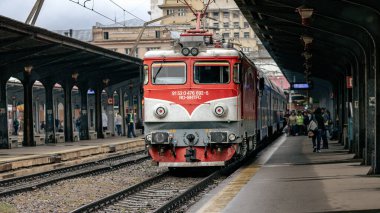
[151,62,186,84]
[194,62,230,84]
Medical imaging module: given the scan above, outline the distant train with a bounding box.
[288,93,308,111]
[142,11,286,168]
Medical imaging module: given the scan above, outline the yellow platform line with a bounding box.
[197,163,261,213]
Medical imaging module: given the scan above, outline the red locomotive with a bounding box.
[143,1,286,168]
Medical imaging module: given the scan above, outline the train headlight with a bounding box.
[146,134,152,142]
[152,132,169,143]
[213,103,228,117]
[181,48,190,56]
[154,105,168,118]
[228,133,237,142]
[190,47,199,56]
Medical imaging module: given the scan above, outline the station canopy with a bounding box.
[235,0,379,85]
[0,15,142,88]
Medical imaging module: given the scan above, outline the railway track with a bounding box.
[71,158,243,213]
[71,171,219,213]
[0,144,149,197]
[69,135,278,213]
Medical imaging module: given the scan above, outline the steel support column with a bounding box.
[79,86,89,140]
[94,87,104,138]
[120,88,126,136]
[365,78,375,165]
[352,66,359,155]
[63,82,73,142]
[358,64,366,159]
[106,89,115,135]
[44,82,55,143]
[0,77,9,148]
[343,74,349,149]
[23,75,35,146]
[374,51,380,174]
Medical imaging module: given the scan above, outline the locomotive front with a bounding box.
[143,45,246,167]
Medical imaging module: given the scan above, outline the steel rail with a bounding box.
[70,172,170,213]
[153,170,221,213]
[0,148,148,197]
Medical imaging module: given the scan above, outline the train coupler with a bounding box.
[185,147,199,162]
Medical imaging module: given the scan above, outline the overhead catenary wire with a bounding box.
[68,0,126,26]
[68,0,147,26]
[107,0,146,22]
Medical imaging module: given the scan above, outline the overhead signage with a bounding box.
[290,82,313,90]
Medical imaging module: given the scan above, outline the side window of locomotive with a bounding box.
[194,61,230,84]
[233,63,240,83]
[143,65,149,85]
[151,62,186,85]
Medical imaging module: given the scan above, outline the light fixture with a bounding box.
[296,6,314,26]
[301,35,313,45]
[103,78,110,86]
[71,72,79,81]
[24,65,33,75]
[301,35,313,50]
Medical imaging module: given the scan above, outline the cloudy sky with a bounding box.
[0,0,151,30]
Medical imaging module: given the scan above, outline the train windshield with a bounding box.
[194,62,230,84]
[151,62,186,84]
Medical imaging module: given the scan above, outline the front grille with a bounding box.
[210,132,227,143]
[152,132,169,143]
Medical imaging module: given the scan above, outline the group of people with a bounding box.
[9,111,140,139]
[286,111,311,136]
[102,111,137,138]
[285,108,332,153]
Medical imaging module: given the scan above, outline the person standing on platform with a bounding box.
[288,111,297,136]
[40,121,46,132]
[102,111,108,132]
[296,111,304,136]
[303,111,310,136]
[312,108,325,153]
[75,118,80,132]
[55,118,60,130]
[283,111,290,135]
[126,111,136,138]
[13,118,19,135]
[321,108,330,149]
[115,113,122,136]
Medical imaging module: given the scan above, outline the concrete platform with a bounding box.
[190,135,380,213]
[0,136,145,180]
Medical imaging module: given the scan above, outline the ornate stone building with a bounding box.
[91,19,174,58]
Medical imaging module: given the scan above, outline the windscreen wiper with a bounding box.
[153,60,165,83]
